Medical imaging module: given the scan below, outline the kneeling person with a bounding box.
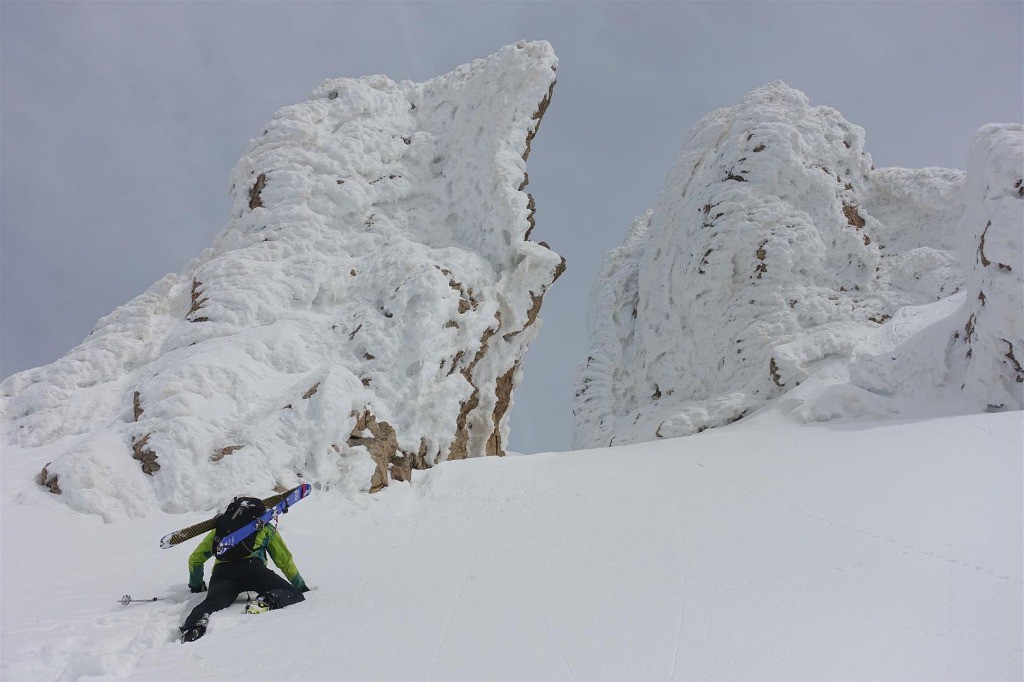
[180,496,308,642]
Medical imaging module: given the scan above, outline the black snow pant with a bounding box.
[183,557,304,629]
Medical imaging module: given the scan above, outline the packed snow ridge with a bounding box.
[574,82,1023,448]
[2,41,564,518]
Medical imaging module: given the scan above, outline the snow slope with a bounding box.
[574,83,1023,449]
[1,42,563,518]
[2,410,1020,681]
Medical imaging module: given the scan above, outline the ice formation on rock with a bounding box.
[574,82,1022,448]
[3,41,563,518]
[947,125,1024,408]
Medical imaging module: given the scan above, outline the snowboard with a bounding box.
[214,483,311,556]
[160,484,310,549]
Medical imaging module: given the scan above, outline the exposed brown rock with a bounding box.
[391,439,434,483]
[390,457,412,483]
[414,437,431,469]
[976,221,1011,270]
[448,323,500,461]
[131,433,160,475]
[525,193,537,239]
[485,363,517,455]
[503,292,543,341]
[347,409,399,493]
[1005,340,1024,382]
[132,391,143,421]
[698,248,713,275]
[755,240,768,279]
[249,173,267,210]
[965,313,977,341]
[843,204,866,229]
[769,357,785,387]
[448,386,480,462]
[187,279,209,318]
[447,350,466,377]
[211,445,244,462]
[522,78,555,162]
[37,462,61,494]
[552,254,567,282]
[978,221,992,266]
[302,382,320,400]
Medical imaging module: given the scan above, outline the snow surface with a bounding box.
[573,83,1023,449]
[2,411,1021,681]
[1,56,1020,682]
[1,42,563,518]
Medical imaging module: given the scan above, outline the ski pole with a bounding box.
[119,594,163,606]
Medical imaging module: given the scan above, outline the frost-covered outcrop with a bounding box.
[574,82,1022,448]
[947,125,1024,407]
[3,41,564,518]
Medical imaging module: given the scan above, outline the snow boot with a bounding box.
[244,597,271,614]
[180,625,206,642]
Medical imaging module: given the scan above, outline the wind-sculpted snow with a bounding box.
[949,125,1024,408]
[574,82,1022,448]
[2,41,563,518]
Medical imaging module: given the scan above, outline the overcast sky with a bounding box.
[2,2,1021,454]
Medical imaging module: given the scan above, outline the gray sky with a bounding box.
[2,2,1022,454]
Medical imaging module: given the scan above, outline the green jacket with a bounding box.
[188,526,306,591]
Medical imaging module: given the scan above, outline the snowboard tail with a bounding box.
[160,485,308,549]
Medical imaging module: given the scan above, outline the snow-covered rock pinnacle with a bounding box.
[574,82,1022,448]
[3,41,563,518]
[948,125,1024,408]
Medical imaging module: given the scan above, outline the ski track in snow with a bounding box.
[427,570,470,682]
[667,494,686,680]
[2,411,1022,681]
[680,456,1022,587]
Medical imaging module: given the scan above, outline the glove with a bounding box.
[189,582,207,593]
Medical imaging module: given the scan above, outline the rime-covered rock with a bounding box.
[947,125,1024,407]
[574,82,1021,448]
[2,41,563,518]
